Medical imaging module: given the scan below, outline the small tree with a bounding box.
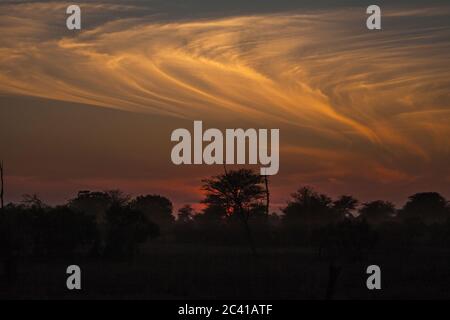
[359,200,396,225]
[131,195,174,231]
[282,187,336,227]
[400,192,449,224]
[105,203,160,259]
[22,194,46,209]
[333,195,359,219]
[177,205,195,224]
[202,169,265,255]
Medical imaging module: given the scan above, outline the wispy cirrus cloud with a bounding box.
[1,1,449,205]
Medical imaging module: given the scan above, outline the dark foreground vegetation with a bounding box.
[1,169,450,299]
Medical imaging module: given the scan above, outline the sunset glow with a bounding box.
[1,1,449,209]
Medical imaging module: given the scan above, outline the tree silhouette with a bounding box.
[69,191,113,224]
[333,195,359,219]
[177,205,195,224]
[104,203,160,258]
[131,195,174,233]
[359,200,396,225]
[106,189,131,206]
[196,203,228,225]
[22,193,46,209]
[0,161,16,286]
[283,187,337,227]
[400,192,449,224]
[3,163,450,299]
[202,169,265,255]
[32,205,97,257]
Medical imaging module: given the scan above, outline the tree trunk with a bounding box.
[238,206,257,257]
[325,260,342,300]
[264,175,270,216]
[0,162,17,287]
[222,165,258,257]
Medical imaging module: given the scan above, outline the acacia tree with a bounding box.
[202,169,265,255]
[400,192,449,224]
[130,194,174,233]
[359,200,396,224]
[282,187,336,227]
[333,195,359,219]
[177,205,195,224]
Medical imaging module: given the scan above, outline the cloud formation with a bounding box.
[1,1,449,206]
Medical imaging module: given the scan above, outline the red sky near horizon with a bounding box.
[1,1,450,212]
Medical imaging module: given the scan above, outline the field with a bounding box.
[2,243,450,300]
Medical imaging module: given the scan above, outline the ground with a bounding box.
[1,243,450,299]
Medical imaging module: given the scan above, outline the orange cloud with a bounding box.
[1,1,449,207]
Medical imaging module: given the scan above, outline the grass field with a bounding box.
[2,243,450,299]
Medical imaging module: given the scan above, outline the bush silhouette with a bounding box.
[104,203,160,259]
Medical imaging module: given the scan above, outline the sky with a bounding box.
[1,0,450,211]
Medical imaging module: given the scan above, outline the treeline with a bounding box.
[1,169,450,262]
